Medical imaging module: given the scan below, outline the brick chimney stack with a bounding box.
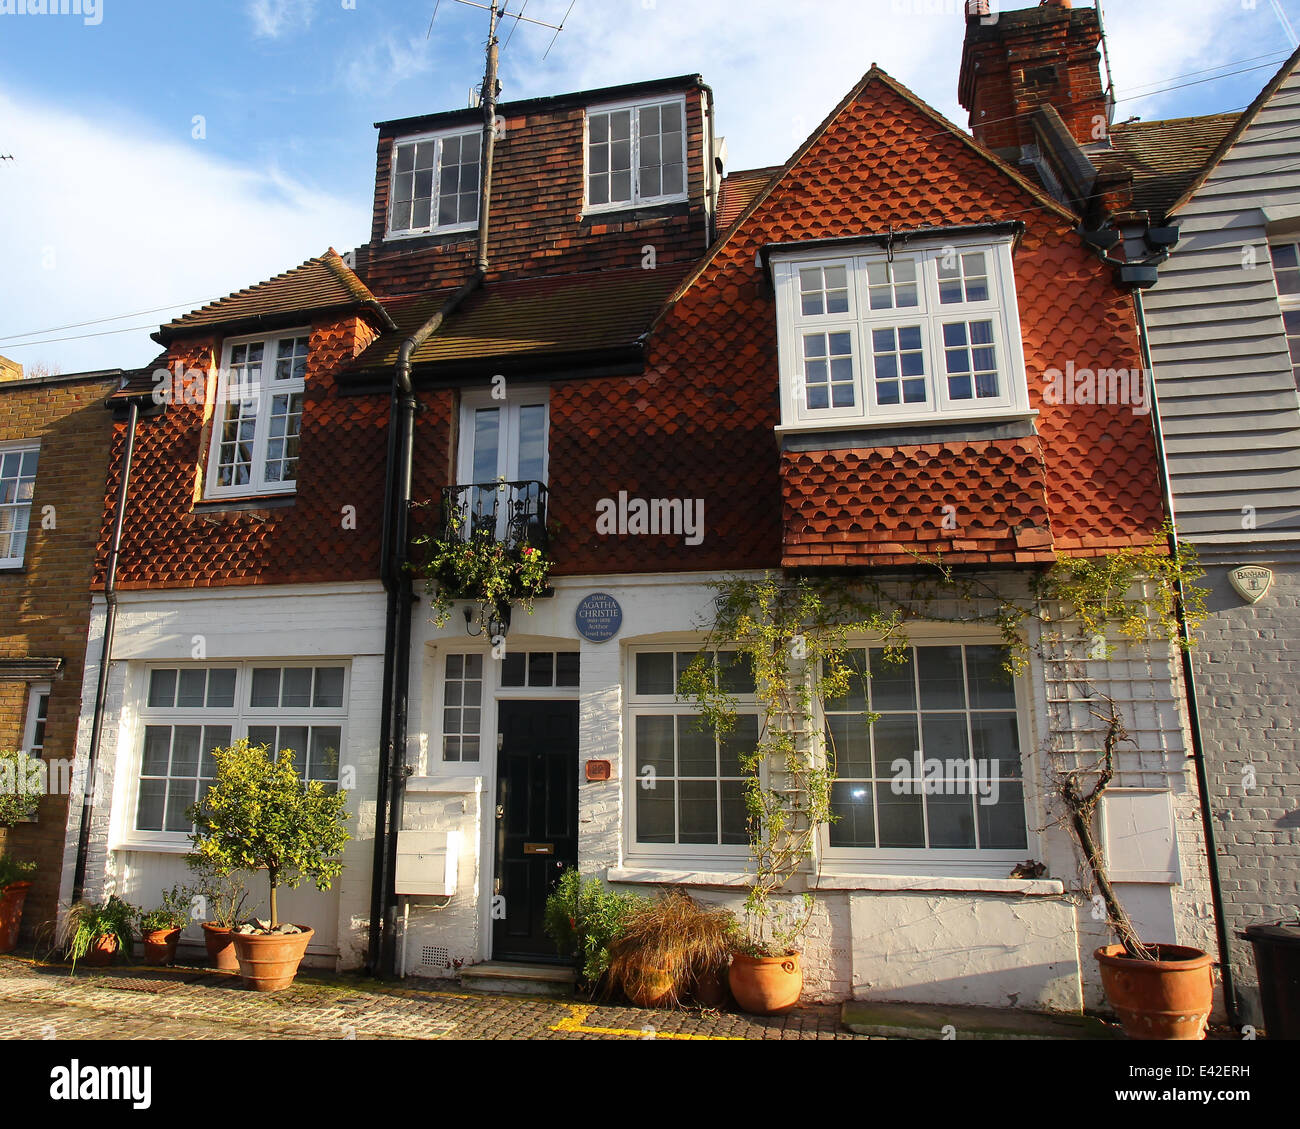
[959,1,1109,160]
[0,355,23,383]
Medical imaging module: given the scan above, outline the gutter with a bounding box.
[368,4,501,979]
[71,394,151,902]
[1132,288,1240,1025]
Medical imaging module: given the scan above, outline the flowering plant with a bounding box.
[414,504,551,629]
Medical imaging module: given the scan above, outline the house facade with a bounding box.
[0,363,122,938]
[62,21,1219,1013]
[1003,2,1300,1025]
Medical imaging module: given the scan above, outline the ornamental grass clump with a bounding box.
[187,739,350,933]
[606,888,738,1009]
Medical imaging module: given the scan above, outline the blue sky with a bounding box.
[1,0,1298,374]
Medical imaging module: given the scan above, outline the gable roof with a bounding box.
[1086,112,1241,220]
[346,266,686,380]
[658,65,1078,324]
[1165,42,1300,217]
[153,249,390,344]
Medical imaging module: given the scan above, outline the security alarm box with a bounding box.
[395,830,462,896]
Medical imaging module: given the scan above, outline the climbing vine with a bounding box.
[678,525,1205,957]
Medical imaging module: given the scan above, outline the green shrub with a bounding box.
[63,896,136,971]
[187,739,350,930]
[543,868,646,990]
[137,885,192,934]
[0,854,36,890]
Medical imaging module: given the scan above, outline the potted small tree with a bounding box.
[0,749,41,954]
[63,896,136,971]
[136,886,192,967]
[188,739,350,992]
[1063,698,1214,1040]
[184,855,255,972]
[0,854,36,954]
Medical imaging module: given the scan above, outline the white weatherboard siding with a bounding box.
[399,573,1210,1014]
[58,584,385,970]
[1143,60,1300,540]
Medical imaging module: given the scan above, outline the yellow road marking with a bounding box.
[549,1003,742,1040]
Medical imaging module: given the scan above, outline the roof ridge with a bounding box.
[1166,41,1300,217]
[654,64,1075,329]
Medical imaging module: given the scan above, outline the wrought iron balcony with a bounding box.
[442,480,549,552]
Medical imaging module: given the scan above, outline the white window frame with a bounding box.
[0,440,40,569]
[583,95,689,215]
[772,235,1031,430]
[456,387,551,487]
[385,126,484,240]
[118,662,349,851]
[1269,239,1300,387]
[22,681,50,758]
[623,645,760,869]
[204,329,310,501]
[818,633,1035,879]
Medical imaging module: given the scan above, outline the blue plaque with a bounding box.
[575,593,623,643]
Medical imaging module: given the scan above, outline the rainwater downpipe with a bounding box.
[368,9,500,978]
[1132,288,1240,1024]
[71,398,141,903]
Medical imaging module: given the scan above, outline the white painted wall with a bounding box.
[59,583,385,969]
[399,571,1210,1015]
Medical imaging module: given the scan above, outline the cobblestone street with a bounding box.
[0,955,865,1041]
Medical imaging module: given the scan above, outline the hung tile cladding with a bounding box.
[96,64,1165,593]
[570,67,1167,573]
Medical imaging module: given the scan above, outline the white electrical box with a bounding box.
[395,830,462,896]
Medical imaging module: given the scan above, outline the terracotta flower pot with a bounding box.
[141,927,181,967]
[691,967,729,1009]
[1095,944,1214,1041]
[80,934,120,968]
[0,881,32,954]
[728,952,803,1015]
[622,961,675,1008]
[202,923,240,972]
[231,926,314,992]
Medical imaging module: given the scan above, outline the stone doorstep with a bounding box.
[457,962,577,999]
[841,1000,1122,1041]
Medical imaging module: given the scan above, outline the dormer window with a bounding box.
[585,96,687,212]
[387,127,482,239]
[771,236,1030,429]
[205,329,309,499]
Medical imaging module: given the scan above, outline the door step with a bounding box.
[459,962,577,998]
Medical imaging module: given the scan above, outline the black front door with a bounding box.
[493,700,579,962]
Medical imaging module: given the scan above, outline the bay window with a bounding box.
[773,237,1029,428]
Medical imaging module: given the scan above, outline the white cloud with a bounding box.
[0,85,370,375]
[343,33,437,97]
[247,0,319,40]
[504,0,1291,171]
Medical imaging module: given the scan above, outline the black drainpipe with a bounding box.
[368,3,501,978]
[71,397,143,903]
[1133,289,1239,1024]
